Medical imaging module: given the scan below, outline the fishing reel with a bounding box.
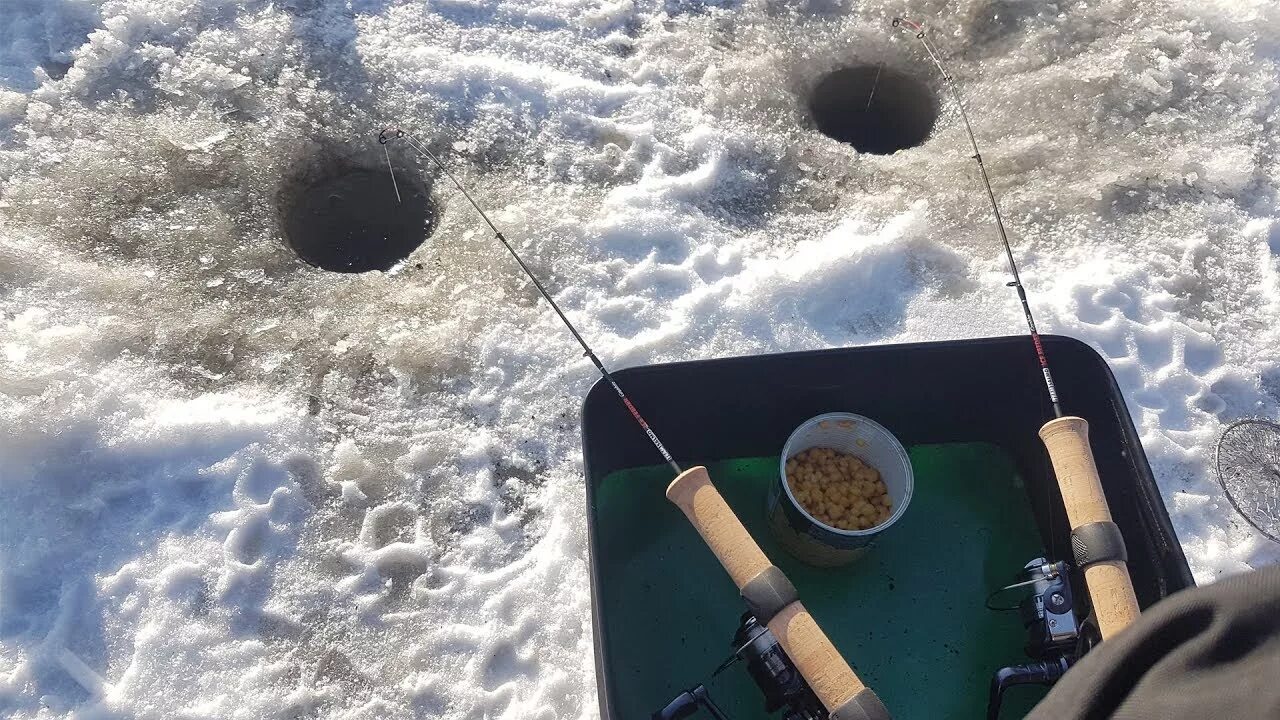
[986,557,1094,720]
[653,613,825,720]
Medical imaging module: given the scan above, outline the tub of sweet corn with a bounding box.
[767,412,914,566]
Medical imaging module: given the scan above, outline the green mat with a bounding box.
[593,443,1050,719]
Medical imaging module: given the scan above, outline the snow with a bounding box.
[2,0,1279,717]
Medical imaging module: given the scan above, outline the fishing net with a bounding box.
[1215,419,1280,544]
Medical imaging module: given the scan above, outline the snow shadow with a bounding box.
[0,411,306,712]
[0,0,98,92]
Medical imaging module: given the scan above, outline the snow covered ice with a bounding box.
[2,0,1280,717]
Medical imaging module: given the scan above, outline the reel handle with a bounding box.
[667,466,890,720]
[1039,417,1141,640]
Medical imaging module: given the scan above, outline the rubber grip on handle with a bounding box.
[667,466,877,715]
[1039,416,1141,640]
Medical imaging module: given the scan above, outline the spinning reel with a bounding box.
[653,613,825,720]
[986,557,1095,719]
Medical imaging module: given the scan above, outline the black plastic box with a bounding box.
[582,335,1193,719]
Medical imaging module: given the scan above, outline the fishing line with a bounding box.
[864,61,885,113]
[378,127,682,475]
[383,141,402,204]
[893,17,1063,418]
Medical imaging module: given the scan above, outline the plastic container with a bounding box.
[767,412,914,566]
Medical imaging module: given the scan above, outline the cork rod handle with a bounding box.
[1039,417,1141,640]
[667,466,883,716]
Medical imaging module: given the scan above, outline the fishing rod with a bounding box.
[892,17,1140,641]
[891,17,1061,419]
[379,127,891,720]
[378,128,680,476]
